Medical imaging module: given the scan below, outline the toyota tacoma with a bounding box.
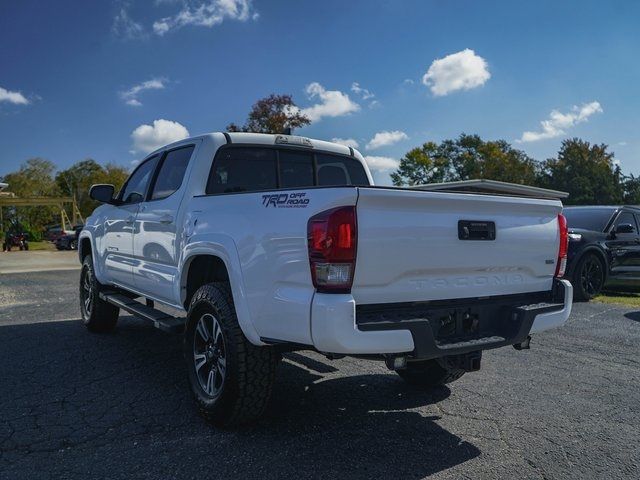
[79,132,572,426]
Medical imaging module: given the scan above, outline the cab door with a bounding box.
[606,211,640,279]
[133,143,197,303]
[100,155,160,289]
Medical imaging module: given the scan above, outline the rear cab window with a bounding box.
[206,147,369,194]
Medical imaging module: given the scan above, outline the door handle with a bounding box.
[159,215,174,224]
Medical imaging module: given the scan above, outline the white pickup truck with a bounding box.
[79,132,572,426]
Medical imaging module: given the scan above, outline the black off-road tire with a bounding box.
[80,255,119,333]
[571,252,605,302]
[185,282,279,427]
[397,358,465,387]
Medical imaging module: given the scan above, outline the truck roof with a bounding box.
[150,131,356,159]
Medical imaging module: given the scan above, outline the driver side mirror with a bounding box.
[615,223,635,234]
[89,184,116,204]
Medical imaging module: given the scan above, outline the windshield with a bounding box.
[563,207,616,232]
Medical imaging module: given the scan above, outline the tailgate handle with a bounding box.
[458,220,496,241]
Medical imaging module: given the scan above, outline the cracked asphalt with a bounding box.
[1,270,639,479]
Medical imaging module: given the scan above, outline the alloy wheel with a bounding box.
[81,268,93,316]
[193,313,226,398]
[580,257,604,297]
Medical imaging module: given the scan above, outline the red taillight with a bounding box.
[556,213,568,277]
[307,206,357,293]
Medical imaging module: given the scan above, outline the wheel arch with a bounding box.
[180,242,262,346]
[574,246,609,283]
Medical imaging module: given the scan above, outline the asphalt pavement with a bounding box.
[0,270,639,479]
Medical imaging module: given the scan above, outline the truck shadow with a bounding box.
[623,312,640,322]
[0,316,480,479]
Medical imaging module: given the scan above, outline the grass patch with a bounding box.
[26,241,55,251]
[594,291,640,307]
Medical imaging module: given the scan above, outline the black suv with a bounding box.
[563,206,640,300]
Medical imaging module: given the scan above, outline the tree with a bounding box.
[226,94,310,134]
[538,138,623,205]
[623,174,640,205]
[1,158,60,237]
[391,134,539,186]
[390,142,450,186]
[56,159,129,217]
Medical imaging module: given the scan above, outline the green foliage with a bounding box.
[538,138,623,205]
[56,159,129,217]
[227,94,311,134]
[1,158,129,236]
[622,174,640,205]
[1,158,60,235]
[391,134,539,186]
[390,142,449,186]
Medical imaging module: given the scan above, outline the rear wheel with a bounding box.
[572,253,605,301]
[185,283,279,427]
[397,358,465,388]
[80,255,119,332]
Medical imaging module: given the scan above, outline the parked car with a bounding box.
[79,132,572,427]
[44,225,63,242]
[563,205,640,300]
[55,225,82,250]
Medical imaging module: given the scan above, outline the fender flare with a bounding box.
[78,229,109,284]
[180,235,263,346]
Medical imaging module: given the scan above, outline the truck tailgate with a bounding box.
[352,188,563,304]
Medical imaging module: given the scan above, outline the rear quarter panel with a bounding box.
[186,187,358,345]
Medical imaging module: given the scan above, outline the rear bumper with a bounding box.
[310,279,573,358]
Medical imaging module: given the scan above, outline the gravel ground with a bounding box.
[0,270,639,479]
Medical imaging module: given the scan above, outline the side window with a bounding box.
[614,212,637,234]
[120,155,160,204]
[279,150,314,188]
[150,145,195,201]
[207,148,277,194]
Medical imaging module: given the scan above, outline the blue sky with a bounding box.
[1,0,639,185]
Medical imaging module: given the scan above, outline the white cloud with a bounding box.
[351,82,374,100]
[618,141,628,146]
[332,138,359,149]
[153,0,256,35]
[299,82,360,123]
[366,130,408,150]
[422,49,490,96]
[112,5,146,40]
[130,119,190,154]
[0,86,30,105]
[364,156,399,172]
[120,78,167,107]
[519,101,603,142]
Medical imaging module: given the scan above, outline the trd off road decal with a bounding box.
[262,192,309,208]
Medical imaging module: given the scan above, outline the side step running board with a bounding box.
[99,292,185,333]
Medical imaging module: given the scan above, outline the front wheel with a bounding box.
[185,283,279,427]
[572,253,605,301]
[397,358,466,388]
[80,255,119,332]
